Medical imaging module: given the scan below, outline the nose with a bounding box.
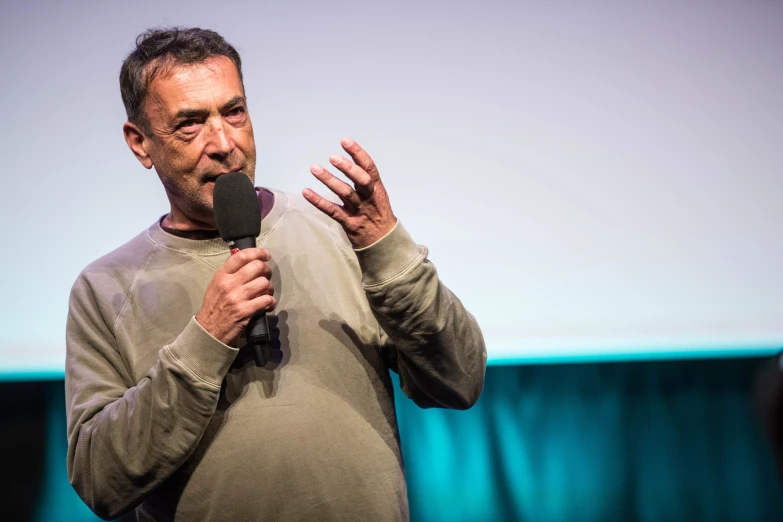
[205,118,234,159]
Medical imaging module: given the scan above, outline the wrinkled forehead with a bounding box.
[144,56,244,115]
[145,55,240,87]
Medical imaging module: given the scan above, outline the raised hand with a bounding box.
[303,137,397,249]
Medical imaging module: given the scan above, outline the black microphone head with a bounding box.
[213,172,261,242]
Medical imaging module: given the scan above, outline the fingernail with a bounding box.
[311,164,323,174]
[329,155,341,165]
[342,137,353,146]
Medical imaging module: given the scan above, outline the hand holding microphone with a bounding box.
[195,172,274,364]
[195,246,275,347]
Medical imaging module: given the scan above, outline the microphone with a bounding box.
[213,172,270,366]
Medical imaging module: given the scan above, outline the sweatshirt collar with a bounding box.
[146,187,289,256]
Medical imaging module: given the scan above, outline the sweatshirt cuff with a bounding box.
[354,220,423,287]
[166,317,239,387]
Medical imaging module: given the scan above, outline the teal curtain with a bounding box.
[33,357,783,521]
[395,358,783,522]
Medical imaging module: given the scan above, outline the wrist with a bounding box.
[195,312,232,346]
[353,220,422,286]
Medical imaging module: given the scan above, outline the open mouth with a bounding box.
[204,170,242,184]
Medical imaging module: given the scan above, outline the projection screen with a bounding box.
[1,0,781,377]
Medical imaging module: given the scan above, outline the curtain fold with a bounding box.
[394,357,783,522]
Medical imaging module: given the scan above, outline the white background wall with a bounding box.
[1,0,781,373]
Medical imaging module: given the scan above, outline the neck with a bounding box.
[162,211,216,232]
[163,187,274,232]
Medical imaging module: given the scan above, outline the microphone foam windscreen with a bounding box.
[213,172,262,242]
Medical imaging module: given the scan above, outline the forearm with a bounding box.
[66,317,237,519]
[377,275,486,410]
[357,222,487,409]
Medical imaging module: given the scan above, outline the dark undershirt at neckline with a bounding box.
[160,188,270,240]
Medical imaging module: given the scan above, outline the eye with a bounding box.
[226,106,246,120]
[177,119,198,130]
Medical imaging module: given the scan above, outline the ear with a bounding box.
[123,122,153,169]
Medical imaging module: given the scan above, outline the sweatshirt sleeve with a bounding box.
[64,274,238,520]
[354,221,487,410]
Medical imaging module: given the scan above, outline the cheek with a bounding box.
[237,127,256,157]
[166,141,206,172]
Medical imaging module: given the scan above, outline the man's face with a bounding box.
[141,55,256,226]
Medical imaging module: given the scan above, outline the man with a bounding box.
[65,27,486,521]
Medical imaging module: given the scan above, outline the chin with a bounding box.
[186,185,216,213]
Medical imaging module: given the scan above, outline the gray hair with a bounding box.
[119,27,244,135]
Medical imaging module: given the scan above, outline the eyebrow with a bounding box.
[172,95,247,121]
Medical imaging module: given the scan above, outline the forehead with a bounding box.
[145,56,243,115]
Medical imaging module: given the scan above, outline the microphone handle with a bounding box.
[232,237,271,365]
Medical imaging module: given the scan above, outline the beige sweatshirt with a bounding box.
[65,188,486,521]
